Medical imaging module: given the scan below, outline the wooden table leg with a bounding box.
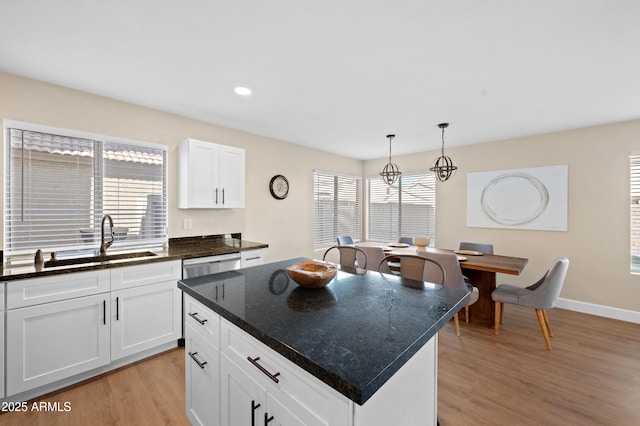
[462,269,496,327]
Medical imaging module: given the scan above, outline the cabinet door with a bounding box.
[6,294,110,396]
[185,324,221,426]
[111,281,181,360]
[220,354,266,426]
[266,393,308,426]
[179,139,220,208]
[218,145,245,208]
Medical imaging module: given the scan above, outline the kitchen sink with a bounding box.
[44,250,158,268]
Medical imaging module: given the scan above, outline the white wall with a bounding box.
[0,72,362,264]
[364,120,640,314]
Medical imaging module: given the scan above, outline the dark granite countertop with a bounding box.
[0,234,268,281]
[178,257,469,405]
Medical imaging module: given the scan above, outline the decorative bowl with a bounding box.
[286,260,337,289]
[413,237,430,249]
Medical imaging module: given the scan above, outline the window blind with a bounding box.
[4,125,168,256]
[314,171,362,249]
[630,155,640,271]
[366,172,436,244]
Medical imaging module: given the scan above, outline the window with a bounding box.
[4,121,167,256]
[314,171,362,249]
[631,154,640,272]
[366,172,436,244]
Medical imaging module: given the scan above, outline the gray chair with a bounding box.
[458,241,494,254]
[378,254,460,336]
[336,235,354,245]
[491,256,569,350]
[398,237,414,245]
[356,245,391,274]
[323,245,368,270]
[458,241,494,322]
[419,250,475,337]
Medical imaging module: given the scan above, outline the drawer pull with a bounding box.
[251,400,261,426]
[188,312,208,325]
[246,256,261,261]
[188,351,208,369]
[247,357,280,383]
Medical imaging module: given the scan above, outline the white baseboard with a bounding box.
[556,298,640,324]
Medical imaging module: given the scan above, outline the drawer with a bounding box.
[184,294,220,349]
[220,318,347,418]
[7,269,110,309]
[111,260,181,291]
[240,249,264,268]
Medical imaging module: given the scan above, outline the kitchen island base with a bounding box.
[185,293,438,426]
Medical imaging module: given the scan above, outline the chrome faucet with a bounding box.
[100,214,114,256]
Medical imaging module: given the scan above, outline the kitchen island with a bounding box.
[178,258,469,425]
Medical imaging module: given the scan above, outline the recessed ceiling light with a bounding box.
[234,86,252,96]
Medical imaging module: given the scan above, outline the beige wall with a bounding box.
[0,72,362,264]
[3,72,639,313]
[365,120,640,312]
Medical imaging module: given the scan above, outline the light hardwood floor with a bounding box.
[1,305,639,425]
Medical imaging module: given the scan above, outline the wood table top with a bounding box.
[357,242,528,276]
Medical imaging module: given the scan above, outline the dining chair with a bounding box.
[397,237,414,245]
[418,250,475,337]
[356,245,391,274]
[336,236,354,245]
[491,256,569,350]
[458,241,494,254]
[458,241,494,322]
[378,254,460,336]
[323,245,368,270]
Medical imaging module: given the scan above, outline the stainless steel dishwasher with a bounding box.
[179,252,242,345]
[182,252,242,278]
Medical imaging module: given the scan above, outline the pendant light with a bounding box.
[429,123,458,182]
[379,134,401,185]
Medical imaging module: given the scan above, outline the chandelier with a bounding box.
[379,134,401,185]
[429,123,457,182]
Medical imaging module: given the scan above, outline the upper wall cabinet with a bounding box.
[179,138,245,209]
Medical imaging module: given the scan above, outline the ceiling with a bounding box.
[1,0,639,160]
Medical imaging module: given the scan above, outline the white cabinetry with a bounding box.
[178,138,245,209]
[220,318,349,426]
[6,270,111,395]
[184,295,221,426]
[4,260,182,400]
[183,294,349,426]
[240,249,264,268]
[110,261,181,360]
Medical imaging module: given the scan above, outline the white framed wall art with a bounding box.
[467,165,568,231]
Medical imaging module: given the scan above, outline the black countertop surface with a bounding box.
[0,234,268,281]
[178,257,469,405]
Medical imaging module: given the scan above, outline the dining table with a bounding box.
[357,242,529,327]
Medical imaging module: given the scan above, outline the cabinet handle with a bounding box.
[188,312,208,325]
[247,357,280,383]
[222,188,225,204]
[215,188,219,205]
[246,256,261,261]
[103,300,106,325]
[188,351,208,369]
[265,413,274,425]
[116,296,119,321]
[251,400,261,426]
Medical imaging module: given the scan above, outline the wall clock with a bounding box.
[269,175,289,200]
